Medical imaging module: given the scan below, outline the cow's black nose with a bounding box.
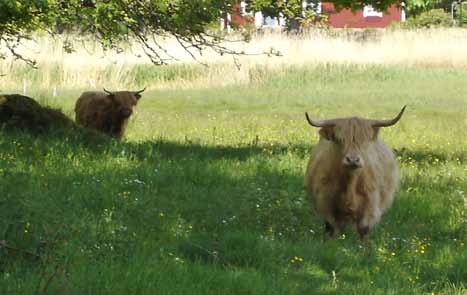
[121,108,132,118]
[345,155,360,163]
[343,154,362,168]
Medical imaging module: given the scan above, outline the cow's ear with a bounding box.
[134,93,142,100]
[319,127,335,141]
[372,127,380,140]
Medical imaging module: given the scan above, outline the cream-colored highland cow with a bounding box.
[304,106,406,239]
[75,88,145,139]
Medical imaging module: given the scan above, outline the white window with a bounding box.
[310,2,322,14]
[264,16,277,27]
[254,11,264,28]
[363,5,383,18]
[302,1,322,17]
[240,1,247,15]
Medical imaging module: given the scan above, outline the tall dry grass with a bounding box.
[1,28,467,93]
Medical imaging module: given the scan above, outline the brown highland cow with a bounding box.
[304,106,406,239]
[75,88,145,139]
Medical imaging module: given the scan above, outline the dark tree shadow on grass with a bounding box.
[122,139,312,162]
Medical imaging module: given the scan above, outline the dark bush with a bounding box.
[404,9,452,28]
[0,94,73,134]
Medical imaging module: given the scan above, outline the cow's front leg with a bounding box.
[357,197,381,240]
[357,224,370,240]
[325,221,333,234]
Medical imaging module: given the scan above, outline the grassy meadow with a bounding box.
[0,30,466,294]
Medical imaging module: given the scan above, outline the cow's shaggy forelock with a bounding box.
[111,92,138,112]
[328,118,376,150]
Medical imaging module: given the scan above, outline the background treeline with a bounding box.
[2,0,461,66]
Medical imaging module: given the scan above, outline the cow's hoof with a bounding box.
[357,226,369,240]
[325,221,335,237]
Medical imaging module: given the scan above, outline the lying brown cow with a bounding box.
[75,88,145,139]
[304,106,406,239]
[0,94,72,133]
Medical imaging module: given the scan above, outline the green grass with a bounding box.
[0,64,465,294]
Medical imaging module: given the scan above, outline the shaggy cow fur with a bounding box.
[304,107,406,239]
[0,94,72,133]
[75,89,144,139]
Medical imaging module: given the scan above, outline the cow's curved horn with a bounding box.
[370,105,406,128]
[134,87,146,95]
[305,112,336,128]
[103,88,113,95]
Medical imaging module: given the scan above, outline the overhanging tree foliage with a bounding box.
[0,0,402,66]
[0,0,53,67]
[405,0,453,17]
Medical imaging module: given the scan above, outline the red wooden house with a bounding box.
[226,1,404,29]
[322,2,403,28]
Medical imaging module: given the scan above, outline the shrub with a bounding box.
[404,9,452,28]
